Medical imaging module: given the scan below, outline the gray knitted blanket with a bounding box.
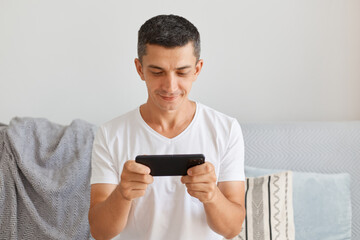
[0,117,96,240]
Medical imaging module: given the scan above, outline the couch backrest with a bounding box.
[241,121,360,239]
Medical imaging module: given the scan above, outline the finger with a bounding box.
[124,160,151,174]
[119,182,149,201]
[121,181,150,191]
[122,189,147,201]
[181,173,217,184]
[130,189,147,199]
[187,162,214,176]
[121,172,154,185]
[129,173,154,184]
[181,175,188,184]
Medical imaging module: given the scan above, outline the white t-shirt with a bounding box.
[91,102,245,240]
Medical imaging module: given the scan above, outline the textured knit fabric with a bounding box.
[0,117,96,240]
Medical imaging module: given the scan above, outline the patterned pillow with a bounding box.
[244,166,352,240]
[226,171,295,240]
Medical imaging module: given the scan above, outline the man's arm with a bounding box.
[88,161,153,240]
[204,181,245,238]
[89,184,131,240]
[181,163,245,239]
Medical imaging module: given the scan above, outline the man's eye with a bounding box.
[152,72,163,75]
[178,72,189,76]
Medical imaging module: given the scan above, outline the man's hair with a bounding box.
[137,14,201,63]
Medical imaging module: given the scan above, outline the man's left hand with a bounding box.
[181,162,218,203]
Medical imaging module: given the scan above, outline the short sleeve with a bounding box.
[90,126,119,184]
[218,119,245,182]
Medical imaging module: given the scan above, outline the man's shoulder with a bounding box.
[196,102,243,142]
[197,102,237,125]
[100,107,139,131]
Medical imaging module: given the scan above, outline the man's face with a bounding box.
[135,42,203,112]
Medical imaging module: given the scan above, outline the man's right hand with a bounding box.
[117,160,154,201]
[89,160,153,239]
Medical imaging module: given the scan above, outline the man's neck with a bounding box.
[140,100,196,138]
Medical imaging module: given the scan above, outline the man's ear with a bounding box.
[134,58,145,80]
[194,59,204,77]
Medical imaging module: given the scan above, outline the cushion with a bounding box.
[245,166,352,240]
[227,171,295,240]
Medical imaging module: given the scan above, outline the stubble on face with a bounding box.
[140,43,200,113]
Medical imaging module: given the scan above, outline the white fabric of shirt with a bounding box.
[90,102,245,240]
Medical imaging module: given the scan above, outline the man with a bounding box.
[88,14,245,240]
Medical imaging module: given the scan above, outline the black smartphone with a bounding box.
[135,154,205,176]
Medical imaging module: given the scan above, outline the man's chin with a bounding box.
[156,99,185,112]
[157,103,180,112]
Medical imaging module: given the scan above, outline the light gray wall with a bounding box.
[1,0,359,125]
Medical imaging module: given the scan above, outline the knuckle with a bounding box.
[148,176,154,184]
[120,173,130,182]
[120,182,130,191]
[139,174,146,182]
[180,177,185,184]
[121,189,130,198]
[138,190,146,196]
[211,175,217,182]
[141,174,150,184]
[206,164,212,172]
[120,172,127,179]
[124,162,132,171]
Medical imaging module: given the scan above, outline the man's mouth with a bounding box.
[160,95,179,101]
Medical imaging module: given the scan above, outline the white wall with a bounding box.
[1,0,359,125]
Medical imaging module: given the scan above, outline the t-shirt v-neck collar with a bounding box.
[136,102,199,143]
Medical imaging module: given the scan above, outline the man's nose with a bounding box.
[162,73,178,92]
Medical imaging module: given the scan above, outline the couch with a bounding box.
[240,122,358,240]
[0,118,357,239]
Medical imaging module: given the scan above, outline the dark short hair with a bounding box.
[137,14,201,63]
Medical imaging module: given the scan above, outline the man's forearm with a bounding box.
[89,187,132,240]
[203,187,245,239]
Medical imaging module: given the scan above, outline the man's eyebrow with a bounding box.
[147,65,192,71]
[176,65,192,70]
[148,65,163,70]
